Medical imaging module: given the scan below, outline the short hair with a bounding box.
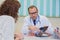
[0,0,21,22]
[28,5,38,12]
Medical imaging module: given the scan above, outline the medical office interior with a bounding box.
[16,0,60,33]
[0,0,60,40]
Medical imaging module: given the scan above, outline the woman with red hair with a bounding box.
[0,0,21,40]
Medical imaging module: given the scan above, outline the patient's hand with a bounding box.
[14,33,24,40]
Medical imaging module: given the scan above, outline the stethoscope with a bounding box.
[30,15,41,25]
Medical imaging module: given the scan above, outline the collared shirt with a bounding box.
[0,15,15,40]
[21,15,54,35]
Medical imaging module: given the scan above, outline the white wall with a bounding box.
[0,0,5,6]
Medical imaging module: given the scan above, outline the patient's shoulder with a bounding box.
[0,15,15,22]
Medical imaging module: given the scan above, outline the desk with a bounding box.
[24,36,59,40]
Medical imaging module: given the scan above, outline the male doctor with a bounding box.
[21,5,54,37]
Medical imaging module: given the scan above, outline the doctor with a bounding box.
[21,5,54,37]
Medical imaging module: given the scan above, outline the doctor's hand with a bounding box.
[28,26,39,31]
[43,32,52,37]
[28,26,40,36]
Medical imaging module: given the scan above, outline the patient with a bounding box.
[0,0,21,40]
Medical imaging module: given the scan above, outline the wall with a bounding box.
[18,0,60,17]
[0,0,5,6]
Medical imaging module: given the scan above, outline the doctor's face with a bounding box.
[29,7,38,20]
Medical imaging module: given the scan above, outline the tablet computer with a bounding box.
[39,26,48,32]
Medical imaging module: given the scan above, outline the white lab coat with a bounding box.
[0,15,15,40]
[21,15,54,35]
